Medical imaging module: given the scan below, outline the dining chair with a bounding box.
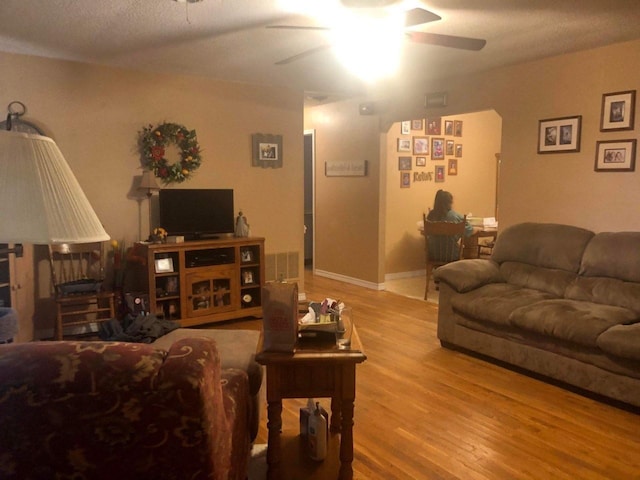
[423,214,467,299]
[48,242,115,340]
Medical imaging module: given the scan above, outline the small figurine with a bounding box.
[235,211,250,237]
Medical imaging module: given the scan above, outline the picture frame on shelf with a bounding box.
[435,165,445,182]
[594,139,636,172]
[431,138,444,160]
[400,171,411,188]
[416,156,426,167]
[241,249,253,263]
[252,133,283,168]
[445,139,454,156]
[444,120,454,136]
[600,90,636,131]
[398,156,412,171]
[242,270,254,285]
[448,158,458,175]
[537,115,582,153]
[397,138,411,152]
[454,120,463,137]
[412,136,429,155]
[411,119,424,130]
[154,257,174,274]
[401,121,411,135]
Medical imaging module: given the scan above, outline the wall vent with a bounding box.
[265,251,300,282]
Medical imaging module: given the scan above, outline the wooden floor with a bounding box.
[222,271,640,480]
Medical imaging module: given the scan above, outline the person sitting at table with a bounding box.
[426,189,474,261]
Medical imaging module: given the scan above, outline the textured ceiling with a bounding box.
[1,0,640,103]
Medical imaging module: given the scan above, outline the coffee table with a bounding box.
[255,326,367,480]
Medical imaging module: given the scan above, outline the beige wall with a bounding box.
[384,39,640,233]
[384,111,501,275]
[1,51,305,338]
[307,38,640,288]
[304,99,383,286]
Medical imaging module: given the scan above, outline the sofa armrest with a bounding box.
[434,259,503,293]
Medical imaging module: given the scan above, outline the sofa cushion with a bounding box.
[153,328,262,395]
[434,259,503,293]
[451,283,556,326]
[500,261,577,297]
[580,232,640,282]
[597,323,640,361]
[509,299,638,347]
[565,276,640,316]
[491,223,594,272]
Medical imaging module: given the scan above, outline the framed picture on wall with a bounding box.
[400,171,411,188]
[411,119,424,130]
[427,117,442,135]
[594,139,636,172]
[398,156,412,171]
[401,121,411,135]
[455,144,463,158]
[600,90,636,131]
[431,138,444,160]
[454,120,463,137]
[416,156,426,167]
[397,138,411,152]
[435,165,445,182]
[444,120,454,136]
[537,115,582,153]
[252,133,283,168]
[446,139,454,156]
[412,136,429,155]
[448,158,458,175]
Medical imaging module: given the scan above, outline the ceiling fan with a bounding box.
[267,4,486,66]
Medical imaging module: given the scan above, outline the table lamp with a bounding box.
[0,129,109,249]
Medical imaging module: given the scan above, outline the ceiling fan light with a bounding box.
[332,11,403,82]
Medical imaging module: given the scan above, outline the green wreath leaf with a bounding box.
[140,122,202,184]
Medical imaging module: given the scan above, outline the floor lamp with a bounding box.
[138,170,161,238]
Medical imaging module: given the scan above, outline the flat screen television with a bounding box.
[159,189,234,240]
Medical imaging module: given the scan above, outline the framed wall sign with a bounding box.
[600,90,636,131]
[537,115,582,153]
[594,139,636,172]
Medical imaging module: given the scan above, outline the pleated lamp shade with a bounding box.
[0,130,110,244]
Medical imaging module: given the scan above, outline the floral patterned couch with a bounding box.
[0,337,250,480]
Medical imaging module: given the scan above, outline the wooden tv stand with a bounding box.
[133,237,264,327]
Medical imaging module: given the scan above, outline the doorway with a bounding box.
[303,130,315,267]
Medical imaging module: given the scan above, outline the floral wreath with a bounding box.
[140,122,202,184]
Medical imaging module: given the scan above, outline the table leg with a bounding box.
[330,396,341,433]
[338,398,355,480]
[266,400,282,480]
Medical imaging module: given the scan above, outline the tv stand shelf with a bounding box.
[134,237,265,327]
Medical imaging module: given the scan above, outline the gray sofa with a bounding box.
[434,222,640,408]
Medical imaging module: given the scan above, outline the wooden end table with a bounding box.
[255,327,367,480]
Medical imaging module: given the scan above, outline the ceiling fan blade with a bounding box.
[408,31,486,51]
[266,25,330,31]
[404,8,441,28]
[275,44,332,65]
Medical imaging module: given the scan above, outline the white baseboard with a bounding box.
[313,269,384,291]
